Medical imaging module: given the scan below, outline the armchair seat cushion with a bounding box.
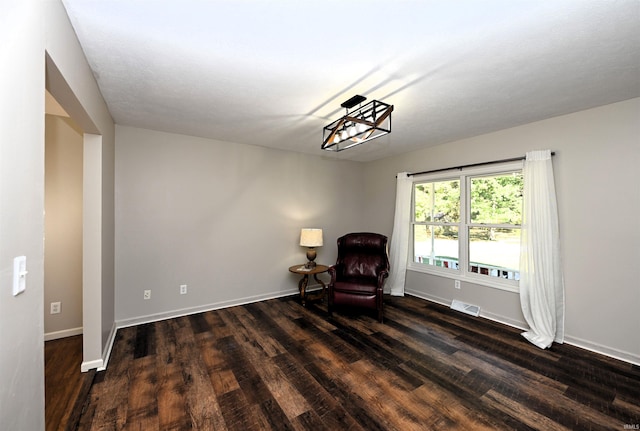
[332,278,378,295]
[332,290,377,309]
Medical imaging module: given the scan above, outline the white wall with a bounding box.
[0,1,45,429]
[45,114,83,338]
[115,126,365,323]
[0,1,115,427]
[363,98,640,364]
[44,0,116,369]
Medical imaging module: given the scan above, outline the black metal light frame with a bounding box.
[322,96,393,152]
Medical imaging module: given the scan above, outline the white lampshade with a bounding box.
[300,228,323,247]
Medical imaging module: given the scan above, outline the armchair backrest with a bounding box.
[336,233,390,279]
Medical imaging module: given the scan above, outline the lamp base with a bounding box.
[305,248,317,269]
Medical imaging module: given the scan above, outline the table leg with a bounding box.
[313,274,327,300]
[298,274,309,306]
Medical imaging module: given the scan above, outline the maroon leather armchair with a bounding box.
[328,233,390,323]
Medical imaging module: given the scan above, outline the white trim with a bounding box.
[404,292,639,366]
[87,288,640,372]
[406,265,519,292]
[81,358,102,372]
[405,288,524,327]
[116,287,299,329]
[98,321,118,371]
[44,326,83,341]
[563,335,640,367]
[91,288,307,373]
[82,133,103,373]
[81,289,304,372]
[404,288,451,307]
[479,309,527,330]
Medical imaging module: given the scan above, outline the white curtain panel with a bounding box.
[388,172,412,296]
[519,150,565,349]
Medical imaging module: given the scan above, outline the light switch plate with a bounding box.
[13,256,27,296]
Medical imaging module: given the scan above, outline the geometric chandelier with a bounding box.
[322,95,393,152]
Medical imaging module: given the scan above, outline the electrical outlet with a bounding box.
[50,302,61,314]
[454,280,461,289]
[143,290,151,300]
[180,284,187,295]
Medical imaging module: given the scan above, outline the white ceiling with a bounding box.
[61,0,640,162]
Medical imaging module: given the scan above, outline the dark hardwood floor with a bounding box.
[50,295,640,430]
[45,335,95,431]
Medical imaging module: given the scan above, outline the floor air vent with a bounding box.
[450,299,480,317]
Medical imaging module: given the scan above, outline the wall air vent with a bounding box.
[450,299,480,317]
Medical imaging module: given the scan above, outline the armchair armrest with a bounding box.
[377,269,389,289]
[328,263,344,286]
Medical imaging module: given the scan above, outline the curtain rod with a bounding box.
[406,152,556,177]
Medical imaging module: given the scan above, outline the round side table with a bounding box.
[288,264,329,306]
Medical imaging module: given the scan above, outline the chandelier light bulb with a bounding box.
[340,131,348,140]
[357,123,368,133]
[349,126,357,137]
[334,134,341,144]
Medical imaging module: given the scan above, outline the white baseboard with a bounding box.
[564,334,640,366]
[405,289,526,329]
[81,358,102,372]
[404,289,450,308]
[82,288,300,373]
[404,290,639,366]
[479,309,527,331]
[44,326,83,341]
[45,327,106,372]
[98,321,118,371]
[116,287,299,329]
[103,287,640,368]
[80,322,117,372]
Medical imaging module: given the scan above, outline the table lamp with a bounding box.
[300,228,323,269]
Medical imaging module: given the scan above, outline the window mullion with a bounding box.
[468,223,521,229]
[459,174,468,277]
[409,185,416,265]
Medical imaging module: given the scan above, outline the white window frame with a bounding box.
[407,161,523,292]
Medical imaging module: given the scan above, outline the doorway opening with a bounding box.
[44,91,84,342]
[44,90,86,431]
[44,51,106,429]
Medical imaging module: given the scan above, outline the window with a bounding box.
[410,163,523,290]
[413,180,460,269]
